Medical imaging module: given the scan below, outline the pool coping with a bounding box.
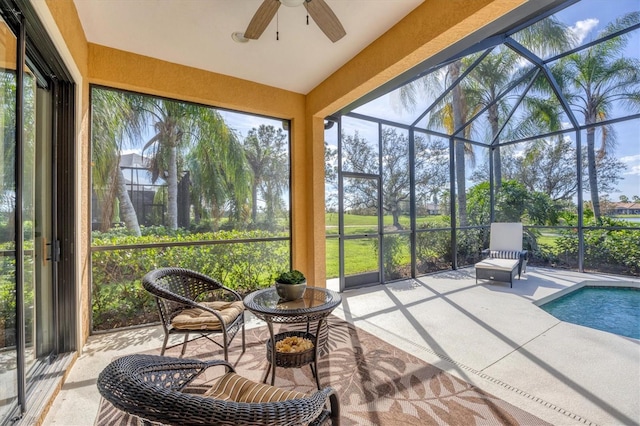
[533,280,640,306]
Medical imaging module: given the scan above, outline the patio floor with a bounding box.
[43,266,640,426]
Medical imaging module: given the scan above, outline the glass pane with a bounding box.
[582,226,640,275]
[325,119,339,280]
[90,87,293,332]
[525,0,640,60]
[23,65,36,377]
[381,126,409,231]
[579,119,640,226]
[341,116,378,174]
[457,228,486,268]
[344,238,378,278]
[325,119,338,236]
[553,226,580,270]
[455,142,480,227]
[0,17,18,423]
[382,234,411,281]
[613,118,640,215]
[325,237,338,280]
[547,24,639,125]
[342,176,378,235]
[91,240,289,330]
[414,132,449,224]
[91,87,291,238]
[415,228,452,274]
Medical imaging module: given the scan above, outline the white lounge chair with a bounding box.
[475,222,528,288]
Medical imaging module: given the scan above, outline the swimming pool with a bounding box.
[540,286,640,339]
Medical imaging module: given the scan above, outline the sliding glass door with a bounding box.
[0,14,42,423]
[0,15,20,423]
[0,0,75,420]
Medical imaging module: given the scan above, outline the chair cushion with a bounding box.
[475,258,519,272]
[489,250,521,259]
[489,222,523,251]
[204,372,307,403]
[171,301,244,331]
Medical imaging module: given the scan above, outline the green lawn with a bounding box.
[325,213,446,235]
[325,214,443,278]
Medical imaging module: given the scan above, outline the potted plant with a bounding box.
[274,269,307,301]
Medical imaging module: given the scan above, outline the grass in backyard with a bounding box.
[325,213,446,235]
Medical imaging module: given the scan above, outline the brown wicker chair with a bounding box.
[142,267,245,361]
[97,354,340,426]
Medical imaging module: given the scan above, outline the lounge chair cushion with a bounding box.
[475,258,519,272]
[171,301,244,331]
[489,250,521,259]
[205,372,307,403]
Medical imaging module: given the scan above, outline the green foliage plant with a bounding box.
[91,228,289,331]
[274,269,306,284]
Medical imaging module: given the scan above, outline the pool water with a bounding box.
[541,286,640,339]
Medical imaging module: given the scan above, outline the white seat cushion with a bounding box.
[475,258,518,272]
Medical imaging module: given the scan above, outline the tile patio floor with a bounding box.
[43,267,640,426]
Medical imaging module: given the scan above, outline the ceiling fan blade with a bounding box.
[304,0,346,43]
[244,0,281,40]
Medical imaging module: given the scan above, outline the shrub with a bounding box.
[91,229,289,331]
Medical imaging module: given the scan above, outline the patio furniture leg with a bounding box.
[262,362,272,384]
[180,334,189,356]
[160,333,169,356]
[242,319,246,353]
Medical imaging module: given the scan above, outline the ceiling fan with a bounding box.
[243,0,346,43]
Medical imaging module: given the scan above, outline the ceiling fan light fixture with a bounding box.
[280,0,305,7]
[231,32,249,43]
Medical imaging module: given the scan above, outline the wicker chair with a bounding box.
[97,354,340,426]
[142,267,245,361]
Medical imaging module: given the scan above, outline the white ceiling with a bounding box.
[73,0,425,94]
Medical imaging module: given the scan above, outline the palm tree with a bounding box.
[139,99,193,230]
[550,12,640,221]
[186,110,251,229]
[400,17,574,227]
[134,97,249,230]
[465,16,574,189]
[91,88,144,235]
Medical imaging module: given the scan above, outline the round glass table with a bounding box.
[243,286,342,389]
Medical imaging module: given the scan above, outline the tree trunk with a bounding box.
[392,209,401,229]
[586,127,600,221]
[251,184,258,223]
[167,145,178,229]
[489,104,502,189]
[455,141,467,226]
[451,60,468,227]
[115,168,141,236]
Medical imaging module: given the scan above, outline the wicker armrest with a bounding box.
[98,354,338,426]
[99,355,234,394]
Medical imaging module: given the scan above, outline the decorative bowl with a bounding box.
[275,280,307,301]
